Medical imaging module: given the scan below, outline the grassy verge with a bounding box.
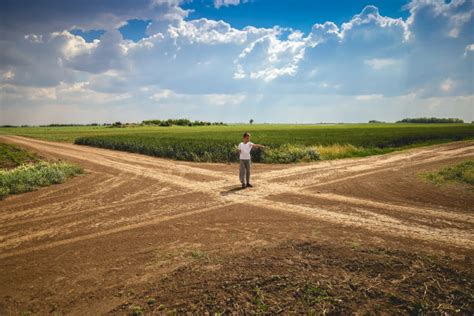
[0,142,39,169]
[0,161,83,199]
[423,160,474,187]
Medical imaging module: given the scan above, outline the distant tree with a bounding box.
[249,119,254,125]
[396,117,464,124]
[142,118,226,127]
[111,122,123,128]
[369,120,385,123]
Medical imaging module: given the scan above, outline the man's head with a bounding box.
[243,132,250,143]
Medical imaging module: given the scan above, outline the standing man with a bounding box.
[238,132,265,188]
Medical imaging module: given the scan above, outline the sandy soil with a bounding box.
[0,135,473,314]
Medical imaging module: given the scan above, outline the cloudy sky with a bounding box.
[0,0,473,125]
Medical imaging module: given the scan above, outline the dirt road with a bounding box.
[1,135,473,314]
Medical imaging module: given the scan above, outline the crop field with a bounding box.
[1,123,473,163]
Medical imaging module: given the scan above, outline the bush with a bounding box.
[0,161,83,199]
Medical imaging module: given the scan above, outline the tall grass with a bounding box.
[424,160,474,187]
[0,142,39,169]
[262,144,320,163]
[0,162,83,199]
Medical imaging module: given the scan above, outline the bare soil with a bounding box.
[0,135,473,315]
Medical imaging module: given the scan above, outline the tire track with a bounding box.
[0,135,472,258]
[0,202,235,259]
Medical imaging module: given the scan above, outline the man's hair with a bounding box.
[243,132,250,138]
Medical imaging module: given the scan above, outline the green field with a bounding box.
[1,124,473,163]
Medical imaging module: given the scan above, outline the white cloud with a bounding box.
[235,29,307,81]
[50,30,99,60]
[214,0,248,9]
[2,70,15,80]
[168,18,250,44]
[464,43,474,57]
[205,93,246,106]
[1,0,473,125]
[24,34,43,43]
[340,5,409,41]
[364,58,398,70]
[440,78,454,92]
[406,0,474,39]
[150,89,174,101]
[355,94,384,101]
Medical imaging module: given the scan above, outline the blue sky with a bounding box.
[185,0,411,32]
[0,0,473,124]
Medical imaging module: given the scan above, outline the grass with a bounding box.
[0,161,83,199]
[188,250,208,260]
[252,286,269,313]
[0,142,39,169]
[299,283,332,306]
[423,160,474,187]
[129,305,144,316]
[1,123,473,163]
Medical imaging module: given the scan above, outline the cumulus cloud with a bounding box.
[214,0,249,9]
[464,43,474,56]
[0,0,473,124]
[234,28,307,81]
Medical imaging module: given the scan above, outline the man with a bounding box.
[238,132,265,188]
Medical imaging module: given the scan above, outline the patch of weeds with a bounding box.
[299,283,331,306]
[0,161,83,199]
[146,298,156,306]
[410,301,427,316]
[311,229,320,237]
[252,286,268,313]
[389,293,407,305]
[364,247,386,255]
[129,305,144,316]
[350,240,361,250]
[422,160,474,187]
[188,250,208,260]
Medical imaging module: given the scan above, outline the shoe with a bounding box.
[241,183,246,188]
[246,183,253,188]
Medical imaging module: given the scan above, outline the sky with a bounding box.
[0,0,473,125]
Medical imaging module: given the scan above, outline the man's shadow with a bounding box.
[220,186,246,196]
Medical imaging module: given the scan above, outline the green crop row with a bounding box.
[73,124,474,163]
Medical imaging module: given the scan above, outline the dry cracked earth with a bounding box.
[0,135,473,315]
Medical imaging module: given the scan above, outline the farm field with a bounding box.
[1,123,473,162]
[0,135,473,314]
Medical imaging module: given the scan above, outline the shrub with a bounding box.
[0,161,83,199]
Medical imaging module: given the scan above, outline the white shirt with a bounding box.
[238,141,253,160]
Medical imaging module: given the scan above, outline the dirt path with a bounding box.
[0,135,473,314]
